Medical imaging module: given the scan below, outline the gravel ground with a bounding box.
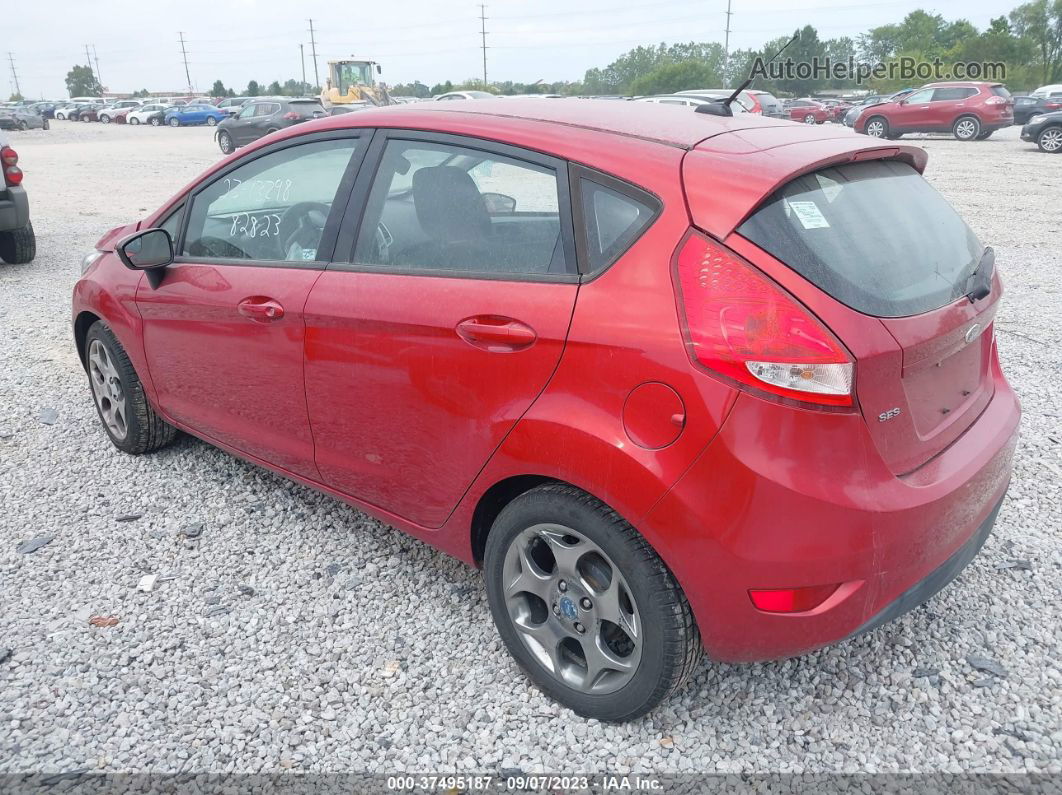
[0,121,1059,776]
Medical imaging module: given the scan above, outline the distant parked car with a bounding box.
[215,98,326,153]
[216,96,252,116]
[78,106,102,123]
[164,104,228,127]
[0,133,35,263]
[63,103,96,121]
[126,104,171,126]
[855,82,1014,140]
[1012,95,1062,125]
[1020,109,1062,153]
[676,89,760,113]
[98,100,142,124]
[785,99,831,124]
[0,107,48,131]
[1031,84,1062,98]
[434,91,496,101]
[27,102,57,119]
[747,90,784,117]
[636,94,748,112]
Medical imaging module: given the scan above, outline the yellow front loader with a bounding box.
[321,59,395,107]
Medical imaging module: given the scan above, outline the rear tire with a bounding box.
[953,115,980,141]
[1036,125,1062,153]
[0,220,36,264]
[17,120,27,131]
[864,116,889,138]
[84,321,177,455]
[803,114,816,124]
[100,115,111,124]
[206,116,218,127]
[150,117,161,126]
[130,117,140,125]
[484,483,702,722]
[168,118,180,127]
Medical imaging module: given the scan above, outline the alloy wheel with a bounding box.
[804,114,816,124]
[1039,127,1062,153]
[866,119,886,137]
[88,339,128,440]
[501,523,642,695]
[956,119,978,140]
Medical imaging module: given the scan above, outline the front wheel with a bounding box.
[84,322,177,455]
[130,117,140,125]
[17,120,27,131]
[150,117,161,126]
[1037,126,1062,153]
[217,130,235,154]
[42,118,50,130]
[484,484,702,722]
[803,113,816,124]
[953,115,981,141]
[100,115,111,124]
[206,116,218,127]
[168,118,180,127]
[864,116,889,138]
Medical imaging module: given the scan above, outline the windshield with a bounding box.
[335,62,372,93]
[738,160,983,317]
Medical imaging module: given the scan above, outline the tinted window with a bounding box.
[932,87,977,101]
[353,139,571,276]
[737,160,983,318]
[991,85,1012,98]
[903,89,934,104]
[580,179,657,272]
[183,138,359,262]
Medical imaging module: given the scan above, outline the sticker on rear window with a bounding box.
[787,200,830,229]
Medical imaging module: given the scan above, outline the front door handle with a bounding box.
[238,297,285,323]
[456,316,537,350]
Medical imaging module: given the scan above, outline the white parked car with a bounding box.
[98,100,142,124]
[1032,84,1062,98]
[636,94,749,112]
[126,103,172,126]
[433,91,496,101]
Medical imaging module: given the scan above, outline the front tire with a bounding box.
[1037,125,1062,153]
[130,117,140,125]
[0,220,36,264]
[100,115,111,124]
[217,130,235,154]
[168,118,180,127]
[864,116,888,138]
[484,483,702,722]
[84,322,177,455]
[953,115,981,141]
[803,113,816,124]
[150,116,161,126]
[17,120,27,131]
[206,116,218,127]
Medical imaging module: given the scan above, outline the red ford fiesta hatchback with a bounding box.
[73,100,1020,721]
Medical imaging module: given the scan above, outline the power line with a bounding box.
[178,32,193,93]
[85,44,100,92]
[307,19,320,90]
[479,4,489,88]
[92,44,104,91]
[7,52,20,97]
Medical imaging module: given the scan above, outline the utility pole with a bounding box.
[92,44,103,92]
[307,19,320,90]
[178,32,192,94]
[300,44,307,94]
[479,4,488,89]
[723,0,733,76]
[7,52,20,98]
[85,44,100,93]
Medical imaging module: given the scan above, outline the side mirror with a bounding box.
[376,64,382,74]
[482,192,517,215]
[898,99,909,106]
[117,228,173,271]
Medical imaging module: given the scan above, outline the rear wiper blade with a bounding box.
[965,246,994,302]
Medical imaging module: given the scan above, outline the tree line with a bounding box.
[58,0,1060,101]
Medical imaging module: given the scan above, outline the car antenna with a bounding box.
[696,32,799,117]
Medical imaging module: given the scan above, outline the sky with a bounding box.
[9,0,1010,99]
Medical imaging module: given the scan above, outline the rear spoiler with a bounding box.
[682,133,928,240]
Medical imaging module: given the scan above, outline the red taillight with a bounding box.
[1,146,17,167]
[1045,101,1062,110]
[2,147,20,187]
[749,584,840,613]
[5,166,23,186]
[282,111,300,120]
[673,232,854,407]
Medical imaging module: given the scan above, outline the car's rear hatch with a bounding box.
[684,132,999,474]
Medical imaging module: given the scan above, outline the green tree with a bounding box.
[584,41,726,95]
[211,80,227,97]
[774,26,827,96]
[1010,0,1062,83]
[629,60,721,95]
[246,80,261,96]
[131,88,151,98]
[65,64,101,97]
[266,80,283,96]
[429,80,454,95]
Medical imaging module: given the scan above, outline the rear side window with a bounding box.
[991,85,1012,99]
[932,87,977,101]
[579,179,658,272]
[737,160,983,318]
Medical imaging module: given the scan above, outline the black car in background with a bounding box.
[1013,95,1062,125]
[0,107,48,131]
[1021,110,1062,152]
[0,132,35,263]
[215,98,326,154]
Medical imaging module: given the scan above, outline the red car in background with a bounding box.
[785,98,831,123]
[72,100,1019,721]
[856,81,1015,140]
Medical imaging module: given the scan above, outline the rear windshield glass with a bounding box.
[737,160,983,317]
[991,85,1012,98]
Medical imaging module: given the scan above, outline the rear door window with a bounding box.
[737,160,983,317]
[932,87,977,101]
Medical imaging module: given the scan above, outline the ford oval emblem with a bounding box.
[964,324,981,345]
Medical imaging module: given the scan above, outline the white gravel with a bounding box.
[0,121,1059,775]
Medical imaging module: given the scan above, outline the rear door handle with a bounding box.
[456,316,537,350]
[238,297,285,323]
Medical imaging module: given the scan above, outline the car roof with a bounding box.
[315,98,797,149]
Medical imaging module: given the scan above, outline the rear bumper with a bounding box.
[643,364,1020,662]
[0,186,30,232]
